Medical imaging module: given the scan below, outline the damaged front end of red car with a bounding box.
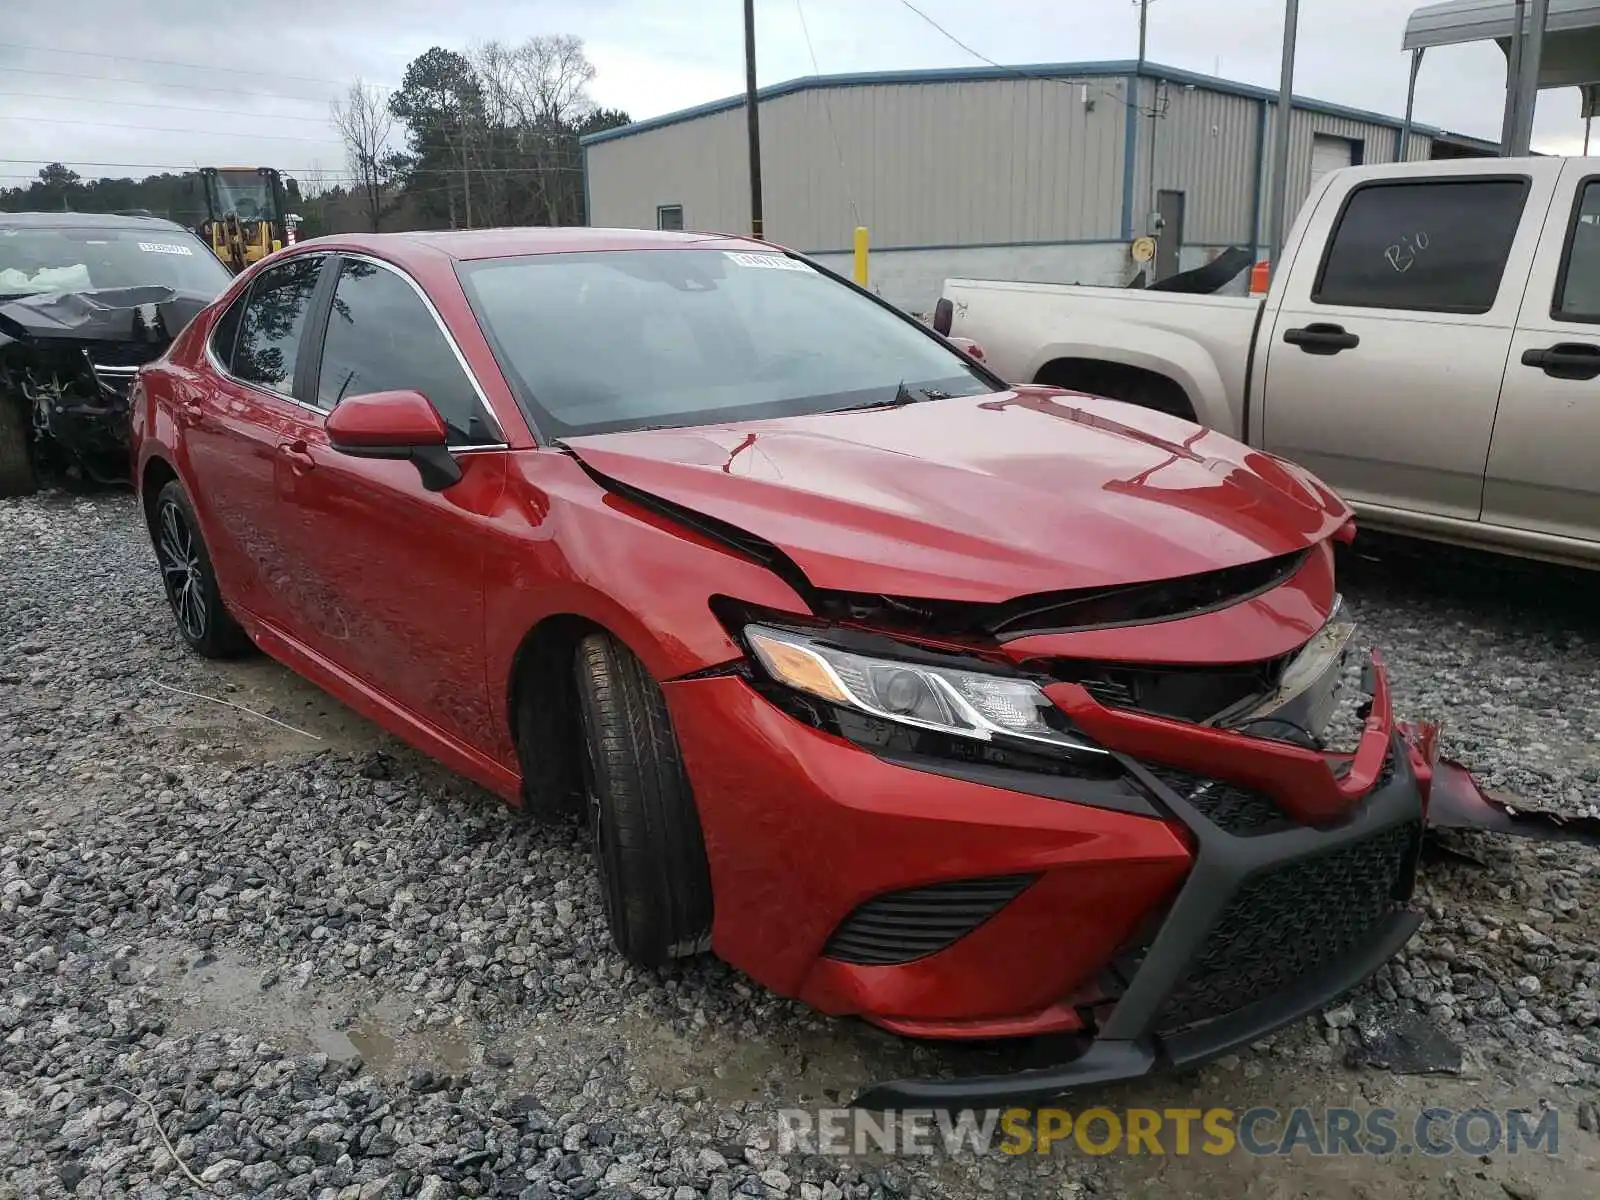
[558,394,1454,1110]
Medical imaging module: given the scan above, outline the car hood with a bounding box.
[0,285,214,351]
[561,387,1352,603]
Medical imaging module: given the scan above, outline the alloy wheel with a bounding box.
[155,498,207,642]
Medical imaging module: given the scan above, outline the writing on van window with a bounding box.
[1383,231,1430,274]
[1315,179,1528,314]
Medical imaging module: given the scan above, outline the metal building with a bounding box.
[581,60,1499,311]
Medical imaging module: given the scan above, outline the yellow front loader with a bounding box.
[196,167,287,273]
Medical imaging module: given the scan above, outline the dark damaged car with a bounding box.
[0,212,232,495]
[131,229,1449,1108]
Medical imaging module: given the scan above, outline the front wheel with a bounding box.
[0,396,38,498]
[573,631,713,967]
[152,480,254,659]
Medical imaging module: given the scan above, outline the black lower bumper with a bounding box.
[851,734,1426,1112]
[851,908,1419,1111]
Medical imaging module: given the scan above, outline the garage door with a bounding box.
[1310,135,1356,190]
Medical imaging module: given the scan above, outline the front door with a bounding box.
[272,255,509,754]
[1484,165,1600,547]
[1260,167,1557,520]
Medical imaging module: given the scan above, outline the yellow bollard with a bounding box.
[853,226,869,287]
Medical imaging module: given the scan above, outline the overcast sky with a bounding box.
[0,0,1588,192]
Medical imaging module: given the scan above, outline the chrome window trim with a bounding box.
[201,250,508,447]
[333,251,507,446]
[203,251,333,409]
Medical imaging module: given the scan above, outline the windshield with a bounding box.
[0,225,233,300]
[208,171,277,222]
[455,248,994,438]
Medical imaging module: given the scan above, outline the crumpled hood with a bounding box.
[562,387,1352,603]
[0,285,213,350]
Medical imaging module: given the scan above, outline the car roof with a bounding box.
[0,210,193,233]
[290,225,773,264]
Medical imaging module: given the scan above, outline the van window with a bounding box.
[1313,179,1530,315]
[1554,180,1600,322]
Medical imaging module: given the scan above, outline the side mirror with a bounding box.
[325,389,463,492]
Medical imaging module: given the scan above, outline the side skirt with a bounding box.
[234,609,524,805]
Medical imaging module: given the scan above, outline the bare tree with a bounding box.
[332,79,395,232]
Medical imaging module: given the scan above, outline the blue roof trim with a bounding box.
[579,59,1499,152]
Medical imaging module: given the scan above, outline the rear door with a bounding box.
[270,254,508,753]
[183,252,333,622]
[1482,162,1600,548]
[1258,162,1560,521]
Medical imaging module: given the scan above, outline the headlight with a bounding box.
[744,624,1108,756]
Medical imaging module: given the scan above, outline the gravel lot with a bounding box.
[3,490,1599,1200]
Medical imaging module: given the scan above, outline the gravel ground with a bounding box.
[2,491,1599,1200]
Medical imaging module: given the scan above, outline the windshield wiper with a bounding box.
[831,380,952,414]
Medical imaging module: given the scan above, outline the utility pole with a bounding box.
[1399,47,1425,163]
[744,0,765,240]
[1509,0,1550,156]
[1268,0,1299,281]
[1137,0,1149,67]
[1501,0,1527,153]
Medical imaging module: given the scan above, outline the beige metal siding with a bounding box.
[1255,107,1410,246]
[584,74,1444,263]
[1132,82,1262,246]
[585,76,1129,252]
[585,105,752,236]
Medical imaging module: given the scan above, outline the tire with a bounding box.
[151,480,254,659]
[0,395,38,498]
[573,631,713,967]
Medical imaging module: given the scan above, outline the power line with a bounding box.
[794,0,860,227]
[892,0,1157,114]
[0,155,586,175]
[4,64,347,103]
[0,91,339,123]
[0,113,345,145]
[0,41,389,89]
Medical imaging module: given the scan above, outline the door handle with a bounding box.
[1520,342,1600,381]
[1283,323,1361,355]
[277,441,316,475]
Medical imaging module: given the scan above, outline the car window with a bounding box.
[207,292,247,371]
[316,258,497,444]
[1313,179,1530,315]
[231,256,324,396]
[1555,180,1600,322]
[455,248,993,438]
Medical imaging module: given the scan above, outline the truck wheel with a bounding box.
[0,396,38,498]
[573,631,713,967]
[152,480,254,659]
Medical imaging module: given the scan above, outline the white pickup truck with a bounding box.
[938,156,1600,569]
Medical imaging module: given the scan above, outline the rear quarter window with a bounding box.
[1312,178,1531,315]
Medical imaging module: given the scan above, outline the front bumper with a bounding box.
[664,652,1424,1110]
[852,734,1423,1109]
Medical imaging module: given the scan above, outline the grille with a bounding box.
[1157,821,1420,1032]
[1142,765,1291,835]
[809,550,1311,642]
[1051,658,1289,724]
[822,875,1038,966]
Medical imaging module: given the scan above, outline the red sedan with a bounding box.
[130,228,1426,1108]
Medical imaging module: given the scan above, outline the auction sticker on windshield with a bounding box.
[137,242,195,256]
[724,251,809,271]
